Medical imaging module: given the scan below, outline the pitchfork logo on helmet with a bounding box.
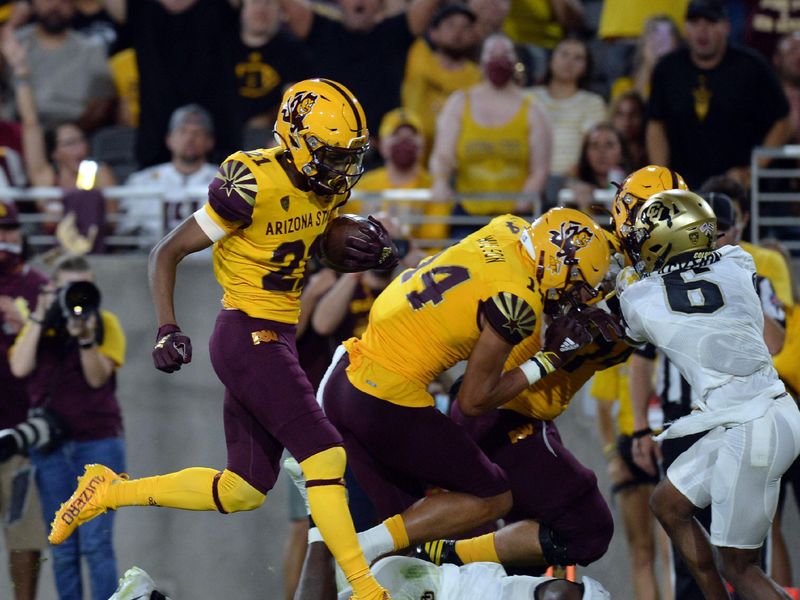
[521,208,611,314]
[281,91,318,141]
[549,222,594,258]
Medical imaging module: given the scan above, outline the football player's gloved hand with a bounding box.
[572,305,625,343]
[152,324,192,373]
[343,216,399,272]
[518,312,593,386]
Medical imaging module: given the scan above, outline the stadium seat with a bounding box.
[91,125,138,182]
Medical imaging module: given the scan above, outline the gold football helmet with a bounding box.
[274,78,369,195]
[611,165,688,241]
[520,208,612,313]
[630,190,717,275]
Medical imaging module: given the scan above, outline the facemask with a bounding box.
[389,138,419,170]
[0,241,22,275]
[485,57,515,88]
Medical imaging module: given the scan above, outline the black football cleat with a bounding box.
[414,540,463,566]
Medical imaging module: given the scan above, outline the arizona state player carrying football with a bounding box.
[50,79,398,600]
[318,207,622,565]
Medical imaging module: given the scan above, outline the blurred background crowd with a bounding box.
[0,0,797,254]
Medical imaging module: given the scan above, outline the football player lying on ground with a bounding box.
[616,190,800,600]
[47,79,399,600]
[283,458,611,600]
[315,207,623,566]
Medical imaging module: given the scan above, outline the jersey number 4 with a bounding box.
[664,267,724,314]
[401,256,470,310]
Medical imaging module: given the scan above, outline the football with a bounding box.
[319,214,380,273]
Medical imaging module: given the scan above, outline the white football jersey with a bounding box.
[338,557,610,600]
[619,245,786,438]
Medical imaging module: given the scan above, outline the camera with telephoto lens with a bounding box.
[43,280,102,330]
[0,407,68,462]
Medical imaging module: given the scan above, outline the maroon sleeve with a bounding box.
[207,158,258,228]
[480,292,537,345]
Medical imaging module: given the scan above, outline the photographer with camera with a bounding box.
[0,199,48,600]
[8,255,126,600]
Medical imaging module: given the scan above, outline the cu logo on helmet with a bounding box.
[281,91,319,138]
[549,221,593,258]
[641,201,678,228]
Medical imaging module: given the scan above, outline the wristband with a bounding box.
[518,351,556,386]
[79,338,96,349]
[632,427,653,439]
[28,316,43,325]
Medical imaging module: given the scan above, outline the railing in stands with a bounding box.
[750,145,800,251]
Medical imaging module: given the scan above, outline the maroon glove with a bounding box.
[344,216,399,272]
[152,324,192,373]
[541,311,595,368]
[571,305,625,343]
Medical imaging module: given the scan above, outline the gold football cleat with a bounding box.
[48,463,127,545]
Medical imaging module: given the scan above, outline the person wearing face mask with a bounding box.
[430,33,552,240]
[401,4,482,160]
[0,200,48,600]
[357,109,449,245]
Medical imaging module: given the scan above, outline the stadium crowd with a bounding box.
[0,0,798,599]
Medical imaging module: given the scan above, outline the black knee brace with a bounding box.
[539,523,571,566]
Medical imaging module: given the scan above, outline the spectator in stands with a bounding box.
[530,37,606,180]
[1,29,115,225]
[610,90,648,169]
[117,104,217,246]
[226,0,311,141]
[775,32,800,143]
[566,122,628,218]
[14,0,116,132]
[357,108,448,244]
[401,3,481,158]
[97,0,240,166]
[647,0,791,188]
[610,14,682,100]
[430,34,551,239]
[278,0,439,134]
[9,254,127,600]
[0,200,48,600]
[468,0,540,84]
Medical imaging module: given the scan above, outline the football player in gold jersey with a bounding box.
[49,79,399,600]
[319,208,623,566]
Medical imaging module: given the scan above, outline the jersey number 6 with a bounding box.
[664,268,724,314]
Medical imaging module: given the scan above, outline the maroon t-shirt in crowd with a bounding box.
[0,265,48,428]
[26,311,124,441]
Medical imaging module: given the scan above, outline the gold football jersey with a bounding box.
[344,215,543,407]
[201,147,345,323]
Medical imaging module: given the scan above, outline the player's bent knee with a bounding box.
[215,470,267,513]
[299,446,346,482]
